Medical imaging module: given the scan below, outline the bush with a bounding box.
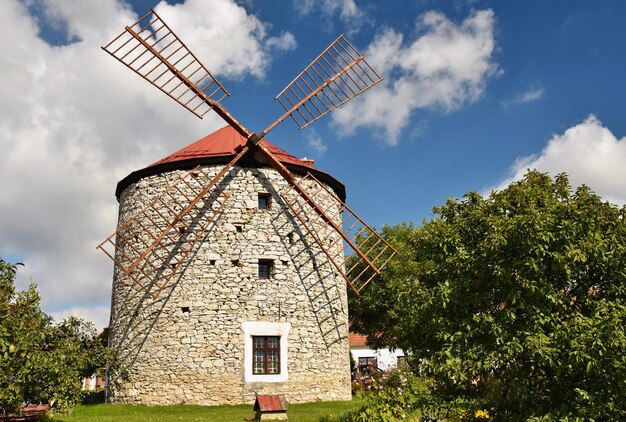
[0,259,113,415]
[327,368,432,422]
[81,390,106,405]
[350,172,626,420]
[351,381,367,397]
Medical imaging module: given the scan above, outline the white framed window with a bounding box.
[242,321,290,383]
[252,336,280,374]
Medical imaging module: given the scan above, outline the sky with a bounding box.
[2,0,626,330]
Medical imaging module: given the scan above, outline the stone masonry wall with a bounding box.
[108,163,351,405]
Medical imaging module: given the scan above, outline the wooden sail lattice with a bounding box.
[102,9,229,119]
[97,165,233,299]
[274,34,383,130]
[279,173,395,294]
[100,9,396,298]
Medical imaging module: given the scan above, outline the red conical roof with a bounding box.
[116,126,345,201]
[148,126,316,170]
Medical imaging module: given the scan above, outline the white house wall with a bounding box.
[351,346,404,371]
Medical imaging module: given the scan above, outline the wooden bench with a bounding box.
[0,404,50,421]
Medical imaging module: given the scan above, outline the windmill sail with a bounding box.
[97,149,247,298]
[100,10,395,298]
[272,35,382,132]
[102,9,229,119]
[279,173,395,294]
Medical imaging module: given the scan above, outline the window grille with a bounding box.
[252,336,280,375]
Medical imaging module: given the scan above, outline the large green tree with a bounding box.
[350,171,626,421]
[0,259,111,415]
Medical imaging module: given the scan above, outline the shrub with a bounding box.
[0,259,113,415]
[350,172,626,420]
[326,368,432,422]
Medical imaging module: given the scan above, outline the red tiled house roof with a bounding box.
[348,332,369,347]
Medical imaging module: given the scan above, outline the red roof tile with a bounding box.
[349,332,369,347]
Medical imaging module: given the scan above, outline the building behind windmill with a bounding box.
[107,126,351,404]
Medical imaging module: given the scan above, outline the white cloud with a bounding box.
[50,306,111,331]
[517,87,544,103]
[305,129,328,155]
[494,115,626,205]
[265,31,297,53]
[154,0,296,79]
[502,86,544,108]
[293,0,367,33]
[332,9,499,145]
[0,0,295,328]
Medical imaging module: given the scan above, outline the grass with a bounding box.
[48,399,363,422]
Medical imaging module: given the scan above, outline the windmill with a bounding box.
[98,11,396,404]
[98,9,395,299]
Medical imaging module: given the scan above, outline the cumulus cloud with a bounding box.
[265,31,297,53]
[332,9,499,145]
[304,129,328,156]
[502,86,545,108]
[494,115,626,205]
[293,0,367,33]
[0,0,295,328]
[154,0,296,79]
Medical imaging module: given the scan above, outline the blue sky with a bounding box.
[1,0,626,329]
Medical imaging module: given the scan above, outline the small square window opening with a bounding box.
[258,193,271,210]
[258,260,273,279]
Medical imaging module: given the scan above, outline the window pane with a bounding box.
[258,261,273,279]
[267,337,278,349]
[254,337,264,348]
[358,357,377,369]
[267,361,278,374]
[258,194,270,209]
[254,351,265,374]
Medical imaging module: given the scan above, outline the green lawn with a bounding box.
[48,399,362,422]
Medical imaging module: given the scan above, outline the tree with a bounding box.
[350,171,626,421]
[0,259,112,415]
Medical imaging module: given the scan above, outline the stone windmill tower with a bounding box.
[98,10,396,405]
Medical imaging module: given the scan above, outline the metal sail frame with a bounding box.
[99,9,395,297]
